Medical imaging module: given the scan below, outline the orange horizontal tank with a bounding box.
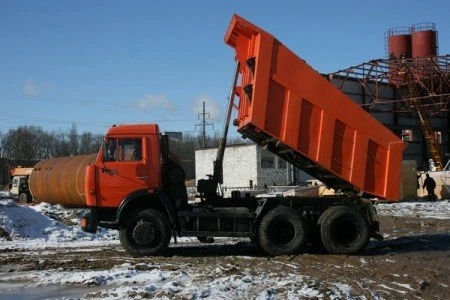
[225,15,406,201]
[29,154,97,207]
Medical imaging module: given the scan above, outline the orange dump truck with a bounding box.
[68,15,406,256]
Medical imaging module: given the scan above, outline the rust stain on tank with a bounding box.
[29,154,97,208]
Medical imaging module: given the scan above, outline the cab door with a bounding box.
[96,137,148,208]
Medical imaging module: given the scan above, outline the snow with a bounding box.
[376,200,450,219]
[0,190,11,199]
[0,199,117,244]
[1,197,450,299]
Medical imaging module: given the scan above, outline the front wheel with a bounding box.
[19,192,30,204]
[259,206,307,256]
[319,206,370,254]
[119,209,171,257]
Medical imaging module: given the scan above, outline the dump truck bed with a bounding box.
[225,15,405,201]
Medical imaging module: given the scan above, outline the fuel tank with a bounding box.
[29,154,97,207]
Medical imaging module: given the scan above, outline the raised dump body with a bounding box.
[225,15,405,201]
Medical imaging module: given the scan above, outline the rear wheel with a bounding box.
[319,206,370,254]
[119,209,171,257]
[259,206,307,256]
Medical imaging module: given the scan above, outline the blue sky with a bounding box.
[1,0,449,137]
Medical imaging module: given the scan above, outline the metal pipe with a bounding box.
[214,61,240,183]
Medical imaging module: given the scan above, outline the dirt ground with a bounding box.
[0,215,449,299]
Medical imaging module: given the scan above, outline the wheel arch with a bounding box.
[116,189,176,228]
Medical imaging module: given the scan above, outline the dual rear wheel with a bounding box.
[258,206,307,256]
[318,205,370,254]
[256,205,370,256]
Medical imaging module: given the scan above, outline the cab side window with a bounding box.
[103,138,142,162]
[118,139,142,161]
[104,139,117,162]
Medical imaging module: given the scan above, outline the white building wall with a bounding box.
[195,144,258,189]
[195,144,291,189]
[256,148,289,187]
[223,145,258,188]
[195,148,216,182]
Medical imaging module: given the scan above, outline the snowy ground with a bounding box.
[1,190,449,299]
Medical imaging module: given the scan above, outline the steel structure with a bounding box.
[329,55,450,169]
[329,55,450,115]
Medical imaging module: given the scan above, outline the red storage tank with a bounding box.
[411,23,437,58]
[387,28,412,84]
[388,31,412,59]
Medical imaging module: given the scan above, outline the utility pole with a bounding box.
[195,101,214,148]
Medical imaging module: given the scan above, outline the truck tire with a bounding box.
[19,192,29,204]
[119,209,171,257]
[319,206,370,255]
[259,206,307,256]
[197,236,215,243]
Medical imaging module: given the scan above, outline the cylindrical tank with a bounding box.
[386,26,412,59]
[29,154,97,207]
[388,34,412,59]
[386,27,412,85]
[411,23,437,58]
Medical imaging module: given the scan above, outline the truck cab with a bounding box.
[82,124,188,256]
[10,175,30,203]
[9,167,33,203]
[85,124,163,210]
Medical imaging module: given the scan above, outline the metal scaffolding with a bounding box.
[329,54,450,169]
[328,55,450,116]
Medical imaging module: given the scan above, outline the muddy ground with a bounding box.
[0,214,449,299]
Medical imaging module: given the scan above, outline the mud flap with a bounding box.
[361,199,383,241]
[81,210,98,233]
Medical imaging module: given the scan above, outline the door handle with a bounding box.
[137,176,148,180]
[102,168,118,175]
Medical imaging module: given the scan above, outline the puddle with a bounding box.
[0,283,104,299]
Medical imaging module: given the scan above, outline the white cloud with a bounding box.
[22,77,38,97]
[135,94,176,112]
[192,96,223,122]
[22,77,53,97]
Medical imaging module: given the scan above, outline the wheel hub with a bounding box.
[132,220,156,245]
[333,219,358,244]
[273,220,295,245]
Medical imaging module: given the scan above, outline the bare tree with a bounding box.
[79,132,102,154]
[68,122,79,156]
[0,131,4,158]
[50,130,71,157]
[2,126,46,166]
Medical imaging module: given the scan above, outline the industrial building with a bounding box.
[329,23,449,171]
